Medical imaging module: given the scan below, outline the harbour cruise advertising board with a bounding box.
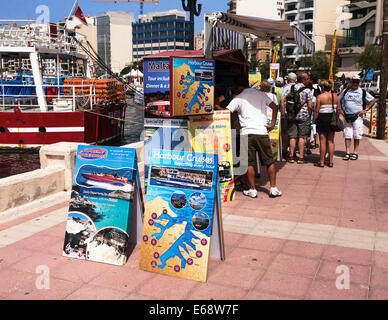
[189,110,235,202]
[139,149,221,282]
[143,58,170,118]
[170,57,215,117]
[62,146,141,266]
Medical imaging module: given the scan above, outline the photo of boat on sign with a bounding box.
[149,166,213,192]
[75,164,134,193]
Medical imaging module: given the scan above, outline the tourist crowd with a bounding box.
[219,70,377,199]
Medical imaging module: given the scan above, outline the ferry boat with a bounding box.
[82,172,129,187]
[0,21,126,148]
[154,169,201,189]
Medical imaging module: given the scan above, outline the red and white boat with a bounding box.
[82,172,129,187]
[0,21,126,148]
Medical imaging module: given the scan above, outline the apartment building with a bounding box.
[96,11,135,75]
[227,0,285,19]
[132,10,190,62]
[337,0,384,71]
[283,0,348,63]
[227,0,285,63]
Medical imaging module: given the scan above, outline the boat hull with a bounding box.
[0,104,126,148]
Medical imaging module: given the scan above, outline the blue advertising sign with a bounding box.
[143,58,170,118]
[63,146,140,266]
[143,118,191,182]
[140,149,219,282]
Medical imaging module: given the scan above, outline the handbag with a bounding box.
[329,93,344,132]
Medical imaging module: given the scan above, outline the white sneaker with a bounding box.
[243,189,258,198]
[269,187,282,198]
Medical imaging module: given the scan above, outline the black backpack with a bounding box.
[286,85,308,115]
[342,88,367,110]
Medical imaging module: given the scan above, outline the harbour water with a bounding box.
[0,97,144,179]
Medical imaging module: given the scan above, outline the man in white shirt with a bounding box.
[338,75,376,160]
[226,78,282,198]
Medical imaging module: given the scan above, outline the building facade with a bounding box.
[227,0,285,63]
[283,0,348,63]
[337,0,384,72]
[227,0,285,19]
[96,11,135,75]
[132,10,190,62]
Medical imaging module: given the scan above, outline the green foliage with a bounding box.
[357,44,382,71]
[120,59,143,76]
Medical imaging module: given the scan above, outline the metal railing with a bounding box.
[0,22,84,55]
[0,83,97,111]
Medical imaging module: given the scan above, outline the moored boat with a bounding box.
[0,21,126,148]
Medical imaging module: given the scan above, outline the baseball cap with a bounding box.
[267,78,275,86]
[288,72,297,81]
[276,77,284,84]
[351,75,361,81]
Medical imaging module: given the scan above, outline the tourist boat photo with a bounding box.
[81,172,129,187]
[153,169,202,189]
[0,20,126,148]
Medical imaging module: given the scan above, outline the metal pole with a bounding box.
[377,0,388,139]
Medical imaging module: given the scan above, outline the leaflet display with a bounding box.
[62,146,142,266]
[171,57,215,117]
[189,110,235,202]
[139,149,221,282]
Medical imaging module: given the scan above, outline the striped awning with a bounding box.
[207,12,315,53]
[213,27,240,50]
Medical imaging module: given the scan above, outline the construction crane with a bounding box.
[93,0,159,15]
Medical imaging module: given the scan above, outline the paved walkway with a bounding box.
[0,133,387,300]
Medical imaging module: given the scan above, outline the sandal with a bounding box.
[328,163,334,168]
[343,153,351,161]
[314,162,325,167]
[297,158,305,164]
[350,153,358,160]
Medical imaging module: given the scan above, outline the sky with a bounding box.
[0,0,228,34]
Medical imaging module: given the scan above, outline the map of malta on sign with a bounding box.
[139,149,219,282]
[170,57,215,117]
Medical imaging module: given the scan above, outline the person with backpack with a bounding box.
[338,75,376,161]
[281,73,313,164]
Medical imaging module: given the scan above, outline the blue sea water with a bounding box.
[83,196,133,232]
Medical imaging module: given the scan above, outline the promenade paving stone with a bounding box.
[0,134,387,300]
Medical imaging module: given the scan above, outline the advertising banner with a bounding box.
[370,102,388,138]
[63,146,140,266]
[267,111,282,161]
[249,72,261,91]
[143,58,171,118]
[188,110,235,202]
[144,118,191,181]
[139,149,220,282]
[170,57,215,117]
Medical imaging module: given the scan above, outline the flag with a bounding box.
[71,1,88,25]
[270,44,280,81]
[329,30,337,84]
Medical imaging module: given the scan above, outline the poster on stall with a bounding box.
[144,117,191,181]
[370,102,388,138]
[249,72,261,91]
[170,57,215,117]
[62,146,142,266]
[188,110,235,202]
[267,111,282,161]
[139,149,223,282]
[143,58,170,118]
